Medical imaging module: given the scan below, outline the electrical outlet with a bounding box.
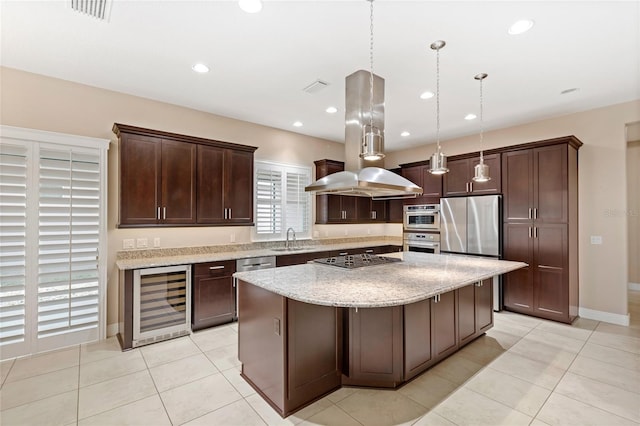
[136,238,148,248]
[230,233,236,243]
[123,239,134,249]
[367,228,371,235]
[590,235,603,245]
[153,237,160,248]
[344,229,348,236]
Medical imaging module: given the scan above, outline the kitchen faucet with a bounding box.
[286,227,296,249]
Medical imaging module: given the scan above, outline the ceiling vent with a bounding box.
[302,79,329,94]
[70,0,111,20]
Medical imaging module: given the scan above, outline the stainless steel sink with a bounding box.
[270,247,306,252]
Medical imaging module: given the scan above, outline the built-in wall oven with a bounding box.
[403,204,440,231]
[403,232,441,254]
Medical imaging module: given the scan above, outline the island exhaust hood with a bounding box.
[305,70,423,200]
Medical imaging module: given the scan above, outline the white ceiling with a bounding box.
[1,1,639,151]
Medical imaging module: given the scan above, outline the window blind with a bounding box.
[0,144,28,346]
[37,149,101,338]
[253,162,311,241]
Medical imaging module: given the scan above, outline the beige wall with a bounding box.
[386,101,640,319]
[2,66,639,329]
[628,139,640,285]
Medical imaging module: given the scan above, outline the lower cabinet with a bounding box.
[192,260,237,330]
[237,281,341,417]
[457,278,493,347]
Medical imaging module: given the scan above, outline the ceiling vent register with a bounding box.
[70,0,111,20]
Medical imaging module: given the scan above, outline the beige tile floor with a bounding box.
[1,291,639,426]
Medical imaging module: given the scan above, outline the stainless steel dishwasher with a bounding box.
[234,256,276,319]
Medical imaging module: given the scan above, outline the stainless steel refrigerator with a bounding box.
[440,195,503,309]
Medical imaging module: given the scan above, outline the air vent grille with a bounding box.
[70,0,110,20]
[303,79,329,94]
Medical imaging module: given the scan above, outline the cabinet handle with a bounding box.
[528,227,532,238]
[533,208,538,220]
[163,207,166,220]
[469,181,473,192]
[534,227,538,238]
[528,208,532,220]
[339,252,348,256]
[157,207,161,220]
[224,208,228,220]
[209,265,225,270]
[475,281,483,287]
[365,249,374,253]
[228,208,232,219]
[434,294,440,303]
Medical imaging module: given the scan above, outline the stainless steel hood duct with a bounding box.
[305,70,423,200]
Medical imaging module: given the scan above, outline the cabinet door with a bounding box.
[196,145,225,223]
[346,306,403,387]
[326,195,344,222]
[475,278,493,333]
[422,166,443,197]
[502,223,534,313]
[161,140,196,224]
[432,291,458,359]
[443,159,471,196]
[119,134,161,225]
[342,196,358,222]
[470,154,501,194]
[387,199,403,223]
[457,284,477,346]
[502,150,534,222]
[192,261,236,330]
[534,145,568,223]
[225,149,254,223]
[401,166,422,187]
[370,199,387,222]
[534,223,568,321]
[404,299,433,380]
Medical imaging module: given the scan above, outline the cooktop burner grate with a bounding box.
[312,253,401,269]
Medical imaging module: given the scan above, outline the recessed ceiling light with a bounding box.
[326,106,338,114]
[464,114,477,120]
[401,131,411,137]
[560,88,580,95]
[420,91,435,100]
[293,121,303,127]
[238,0,262,13]
[192,63,210,73]
[508,19,534,35]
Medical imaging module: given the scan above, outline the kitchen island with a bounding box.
[234,252,526,417]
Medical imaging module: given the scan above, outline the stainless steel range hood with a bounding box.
[305,70,422,200]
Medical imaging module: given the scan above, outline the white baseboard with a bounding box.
[579,307,630,326]
[629,282,640,291]
[106,323,118,338]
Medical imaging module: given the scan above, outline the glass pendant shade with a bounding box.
[361,124,385,161]
[473,160,491,182]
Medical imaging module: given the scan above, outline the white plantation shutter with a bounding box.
[253,162,311,241]
[0,144,28,350]
[37,149,100,338]
[0,126,108,360]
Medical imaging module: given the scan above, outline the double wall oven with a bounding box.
[403,204,441,254]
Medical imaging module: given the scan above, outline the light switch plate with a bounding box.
[123,239,134,249]
[137,238,148,248]
[590,235,603,245]
[153,237,160,248]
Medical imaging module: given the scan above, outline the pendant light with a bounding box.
[472,73,491,182]
[360,0,385,161]
[428,40,448,175]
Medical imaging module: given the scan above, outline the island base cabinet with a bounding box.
[342,306,403,388]
[457,279,493,347]
[237,280,341,417]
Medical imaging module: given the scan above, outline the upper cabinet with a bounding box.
[442,153,501,197]
[114,123,257,227]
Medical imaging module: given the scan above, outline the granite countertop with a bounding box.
[233,252,527,308]
[115,237,402,270]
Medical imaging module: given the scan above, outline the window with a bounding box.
[253,161,311,241]
[0,126,108,359]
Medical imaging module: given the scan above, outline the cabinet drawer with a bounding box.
[194,260,236,277]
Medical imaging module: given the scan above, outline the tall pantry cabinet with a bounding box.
[501,136,581,323]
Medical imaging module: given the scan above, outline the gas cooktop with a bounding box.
[312,253,402,269]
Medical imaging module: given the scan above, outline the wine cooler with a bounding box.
[133,265,191,348]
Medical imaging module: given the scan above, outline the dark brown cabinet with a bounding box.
[443,154,501,196]
[192,260,237,330]
[502,137,580,323]
[117,131,196,226]
[197,146,254,224]
[114,123,256,228]
[238,282,341,417]
[400,162,442,205]
[457,279,493,347]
